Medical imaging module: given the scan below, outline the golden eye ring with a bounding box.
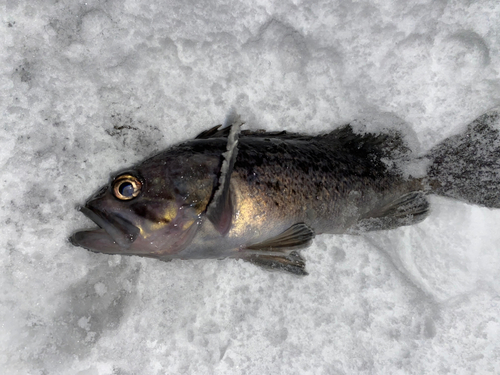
[113,174,142,200]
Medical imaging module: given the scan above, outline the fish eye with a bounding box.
[113,174,142,200]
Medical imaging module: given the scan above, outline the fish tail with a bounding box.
[427,108,500,208]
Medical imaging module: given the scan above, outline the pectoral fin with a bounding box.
[246,223,315,251]
[243,223,315,276]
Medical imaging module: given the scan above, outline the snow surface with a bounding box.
[1,0,500,374]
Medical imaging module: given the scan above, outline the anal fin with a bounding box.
[350,191,429,233]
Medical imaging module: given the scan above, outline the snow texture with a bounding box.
[1,0,500,374]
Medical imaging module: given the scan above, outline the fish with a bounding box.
[70,109,500,275]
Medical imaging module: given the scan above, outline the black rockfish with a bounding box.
[70,110,500,275]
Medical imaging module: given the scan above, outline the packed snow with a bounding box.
[1,0,500,374]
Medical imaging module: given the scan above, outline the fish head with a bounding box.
[70,152,219,259]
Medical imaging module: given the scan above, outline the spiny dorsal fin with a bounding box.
[246,223,315,251]
[195,125,311,141]
[205,116,242,235]
[195,124,226,139]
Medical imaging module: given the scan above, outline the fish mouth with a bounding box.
[70,206,140,253]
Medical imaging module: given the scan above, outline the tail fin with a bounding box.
[427,109,500,208]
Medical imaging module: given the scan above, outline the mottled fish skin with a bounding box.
[228,128,418,237]
[70,110,500,274]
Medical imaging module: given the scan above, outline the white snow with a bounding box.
[1,0,500,374]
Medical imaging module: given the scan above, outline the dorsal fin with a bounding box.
[195,125,309,141]
[323,124,411,161]
[197,122,409,159]
[205,116,242,235]
[195,124,228,139]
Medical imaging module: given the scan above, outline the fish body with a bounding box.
[70,110,500,274]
